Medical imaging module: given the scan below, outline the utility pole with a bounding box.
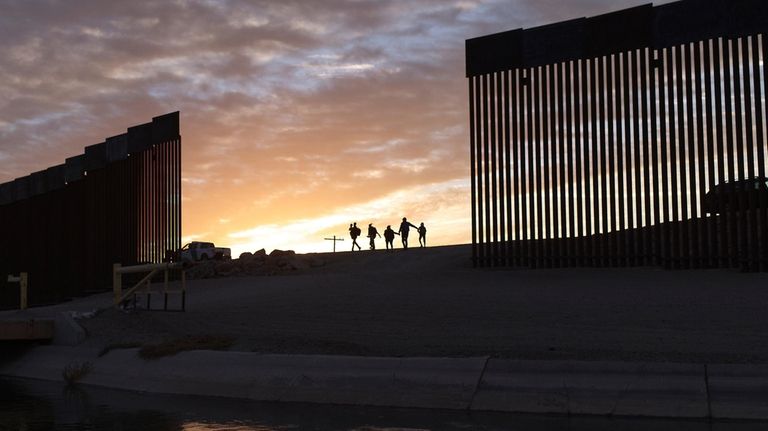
[324,235,344,252]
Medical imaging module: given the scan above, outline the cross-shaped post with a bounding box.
[324,235,344,252]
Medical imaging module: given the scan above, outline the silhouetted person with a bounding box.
[383,225,398,249]
[367,223,381,250]
[349,222,362,251]
[398,217,418,249]
[417,222,427,247]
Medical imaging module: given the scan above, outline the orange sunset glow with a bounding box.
[0,0,670,255]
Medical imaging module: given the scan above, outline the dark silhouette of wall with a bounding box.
[0,112,181,308]
[467,0,768,270]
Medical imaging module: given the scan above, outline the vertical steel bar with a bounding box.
[504,70,514,265]
[512,70,522,265]
[685,43,699,268]
[534,66,543,266]
[565,60,576,266]
[490,73,499,265]
[599,56,609,266]
[723,38,737,267]
[499,72,508,265]
[659,48,671,267]
[622,51,633,265]
[575,59,585,264]
[732,38,748,269]
[670,45,683,268]
[714,38,727,266]
[633,49,644,265]
[470,79,477,266]
[703,39,717,267]
[557,61,567,267]
[610,53,621,266]
[476,77,485,266]
[590,57,599,264]
[620,52,630,265]
[542,65,552,267]
[480,76,489,265]
[527,68,536,266]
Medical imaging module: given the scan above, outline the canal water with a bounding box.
[0,377,765,430]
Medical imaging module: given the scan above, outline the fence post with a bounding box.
[113,263,122,306]
[19,272,28,310]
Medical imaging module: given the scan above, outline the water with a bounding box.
[0,377,764,430]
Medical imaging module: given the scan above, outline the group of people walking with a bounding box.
[348,217,427,251]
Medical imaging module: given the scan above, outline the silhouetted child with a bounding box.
[398,217,418,249]
[367,223,381,250]
[349,222,362,251]
[418,222,427,247]
[384,225,398,249]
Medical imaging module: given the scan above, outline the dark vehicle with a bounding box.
[702,177,768,214]
[176,241,232,262]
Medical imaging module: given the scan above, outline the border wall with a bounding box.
[467,0,768,270]
[0,112,181,308]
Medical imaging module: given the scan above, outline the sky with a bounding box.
[0,0,673,255]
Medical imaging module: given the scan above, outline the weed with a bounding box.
[62,361,93,385]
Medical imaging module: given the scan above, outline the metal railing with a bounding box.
[113,263,186,311]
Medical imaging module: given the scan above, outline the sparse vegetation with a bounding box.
[62,361,93,385]
[97,342,142,357]
[138,335,235,360]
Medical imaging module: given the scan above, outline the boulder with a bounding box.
[239,252,253,260]
[253,248,267,258]
[269,249,296,258]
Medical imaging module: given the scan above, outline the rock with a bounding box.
[240,256,265,274]
[253,248,267,258]
[214,261,237,277]
[239,252,253,260]
[269,249,296,258]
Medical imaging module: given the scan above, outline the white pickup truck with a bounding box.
[178,241,231,262]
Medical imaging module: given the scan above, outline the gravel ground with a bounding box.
[6,244,768,363]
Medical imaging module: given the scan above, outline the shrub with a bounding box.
[62,361,93,385]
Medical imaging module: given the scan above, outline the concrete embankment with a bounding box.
[2,345,768,421]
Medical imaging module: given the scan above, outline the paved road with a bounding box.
[6,245,768,363]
